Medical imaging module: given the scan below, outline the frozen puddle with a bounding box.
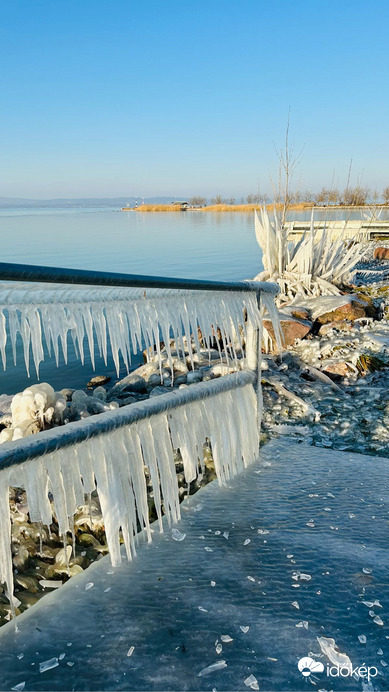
[0,440,388,691]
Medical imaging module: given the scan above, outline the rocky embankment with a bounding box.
[1,250,389,625]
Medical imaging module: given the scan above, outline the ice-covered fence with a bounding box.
[0,262,279,618]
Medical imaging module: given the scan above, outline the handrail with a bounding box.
[0,371,255,471]
[0,261,279,294]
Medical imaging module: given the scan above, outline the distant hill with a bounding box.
[0,196,178,209]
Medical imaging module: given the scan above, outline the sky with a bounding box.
[1,0,388,199]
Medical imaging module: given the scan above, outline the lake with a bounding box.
[0,206,382,394]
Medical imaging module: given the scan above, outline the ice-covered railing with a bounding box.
[0,263,278,378]
[0,262,279,620]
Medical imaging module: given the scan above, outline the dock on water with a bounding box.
[0,440,388,692]
[285,219,389,240]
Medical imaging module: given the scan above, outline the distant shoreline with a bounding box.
[121,203,388,213]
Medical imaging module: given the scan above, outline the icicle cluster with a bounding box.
[0,283,261,377]
[0,382,258,611]
[254,207,367,303]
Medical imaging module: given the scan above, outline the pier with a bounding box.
[285,219,389,240]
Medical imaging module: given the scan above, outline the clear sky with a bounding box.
[1,0,388,199]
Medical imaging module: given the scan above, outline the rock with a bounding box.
[173,375,187,385]
[323,362,351,378]
[263,315,312,350]
[318,320,353,336]
[147,373,164,388]
[107,373,147,400]
[60,388,75,402]
[87,375,111,389]
[186,371,203,384]
[291,307,310,321]
[312,295,370,325]
[149,386,170,397]
[373,247,389,260]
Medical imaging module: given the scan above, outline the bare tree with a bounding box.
[210,195,223,205]
[246,192,262,204]
[341,186,370,206]
[189,196,206,207]
[273,110,304,225]
[383,187,389,204]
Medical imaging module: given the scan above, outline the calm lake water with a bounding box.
[0,206,383,394]
[0,209,265,394]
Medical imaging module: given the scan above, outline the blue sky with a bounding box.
[1,0,388,198]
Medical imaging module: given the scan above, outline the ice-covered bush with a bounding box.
[253,207,366,304]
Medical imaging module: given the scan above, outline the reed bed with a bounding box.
[129,203,315,213]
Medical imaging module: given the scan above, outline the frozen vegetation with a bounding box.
[253,207,366,303]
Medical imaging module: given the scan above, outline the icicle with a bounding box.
[0,372,261,615]
[0,283,263,377]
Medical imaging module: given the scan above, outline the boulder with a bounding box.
[310,295,370,325]
[87,375,111,389]
[323,362,351,378]
[373,247,389,260]
[263,314,312,350]
[318,320,353,336]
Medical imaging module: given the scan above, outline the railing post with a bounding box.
[246,290,262,452]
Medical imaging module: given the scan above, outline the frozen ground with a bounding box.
[0,440,388,691]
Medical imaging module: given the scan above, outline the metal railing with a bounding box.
[0,261,279,469]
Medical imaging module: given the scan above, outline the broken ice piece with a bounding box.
[211,581,216,587]
[11,684,25,692]
[58,653,66,660]
[306,522,315,528]
[67,662,74,667]
[216,644,222,654]
[198,660,227,676]
[244,539,251,546]
[291,601,300,609]
[287,554,293,558]
[362,568,372,574]
[198,606,208,612]
[323,507,331,512]
[377,649,383,656]
[358,635,366,644]
[172,528,186,542]
[223,531,229,540]
[220,635,233,643]
[240,626,250,633]
[374,616,384,626]
[295,621,308,629]
[247,576,255,582]
[39,579,62,589]
[39,658,59,673]
[204,547,213,552]
[244,674,259,690]
[85,582,94,591]
[317,636,352,668]
[127,646,135,657]
[257,529,269,535]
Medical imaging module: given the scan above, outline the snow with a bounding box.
[0,282,261,377]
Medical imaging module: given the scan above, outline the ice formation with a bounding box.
[254,207,367,303]
[0,282,263,377]
[0,379,259,612]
